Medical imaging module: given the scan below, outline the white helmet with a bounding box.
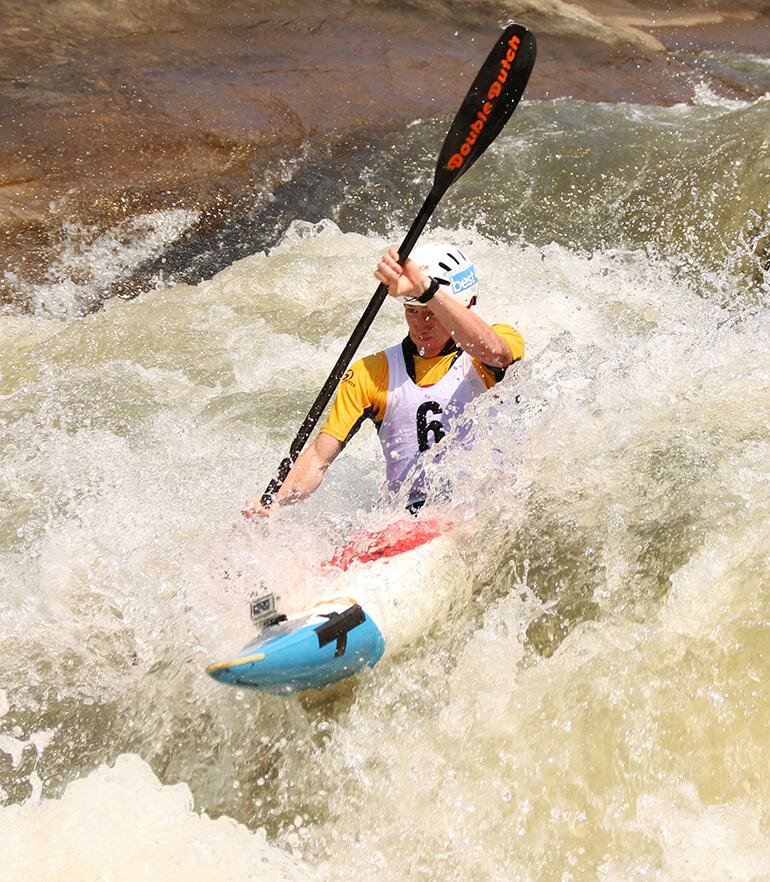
[404,242,479,307]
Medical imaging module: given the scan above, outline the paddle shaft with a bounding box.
[260,188,440,506]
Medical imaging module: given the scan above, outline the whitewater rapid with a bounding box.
[1,84,769,881]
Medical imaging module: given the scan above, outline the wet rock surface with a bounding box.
[2,0,768,312]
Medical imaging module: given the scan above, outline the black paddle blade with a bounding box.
[434,23,536,193]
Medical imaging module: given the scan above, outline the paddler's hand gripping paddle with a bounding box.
[261,23,536,508]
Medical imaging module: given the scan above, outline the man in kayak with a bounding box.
[244,243,523,517]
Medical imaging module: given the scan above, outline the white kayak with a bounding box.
[206,516,470,694]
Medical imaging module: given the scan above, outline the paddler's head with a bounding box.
[403,243,479,358]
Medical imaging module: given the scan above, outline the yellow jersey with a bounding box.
[320,324,524,445]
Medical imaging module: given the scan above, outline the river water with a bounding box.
[1,35,770,882]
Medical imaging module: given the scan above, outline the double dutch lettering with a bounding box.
[446,34,522,172]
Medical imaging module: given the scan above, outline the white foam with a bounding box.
[692,80,753,110]
[1,219,768,882]
[629,785,770,882]
[6,209,199,319]
[0,754,318,882]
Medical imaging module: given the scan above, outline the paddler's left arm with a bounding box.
[425,288,516,367]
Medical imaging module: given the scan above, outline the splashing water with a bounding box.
[1,84,769,881]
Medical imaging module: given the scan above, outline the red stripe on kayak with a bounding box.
[323,517,453,572]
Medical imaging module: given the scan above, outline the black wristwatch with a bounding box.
[416,276,441,304]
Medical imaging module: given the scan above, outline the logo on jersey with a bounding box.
[450,264,478,296]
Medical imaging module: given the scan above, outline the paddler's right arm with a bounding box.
[242,432,343,519]
[242,354,386,519]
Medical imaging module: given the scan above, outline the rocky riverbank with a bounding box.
[2,0,768,312]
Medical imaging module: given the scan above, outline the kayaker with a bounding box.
[244,243,523,517]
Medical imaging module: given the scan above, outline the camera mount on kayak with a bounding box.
[249,592,286,629]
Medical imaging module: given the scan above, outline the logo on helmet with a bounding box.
[450,264,478,295]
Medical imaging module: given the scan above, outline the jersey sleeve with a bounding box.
[494,323,525,363]
[318,351,389,445]
[473,323,525,388]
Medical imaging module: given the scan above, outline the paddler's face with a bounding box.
[404,304,452,357]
